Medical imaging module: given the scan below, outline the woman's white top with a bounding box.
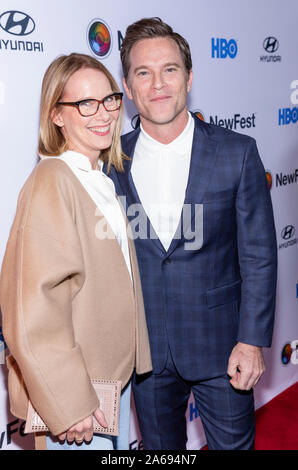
[40,150,132,281]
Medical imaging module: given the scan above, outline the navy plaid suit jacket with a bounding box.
[106,115,277,381]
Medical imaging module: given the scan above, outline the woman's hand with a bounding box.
[57,408,108,444]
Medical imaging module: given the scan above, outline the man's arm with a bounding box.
[228,138,277,390]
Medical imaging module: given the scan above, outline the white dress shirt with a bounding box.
[131,112,195,250]
[40,150,132,280]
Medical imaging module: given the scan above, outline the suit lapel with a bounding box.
[118,129,140,208]
[166,117,219,256]
[118,129,166,255]
[184,119,219,205]
[117,117,219,256]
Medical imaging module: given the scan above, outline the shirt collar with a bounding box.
[40,150,103,172]
[138,111,194,158]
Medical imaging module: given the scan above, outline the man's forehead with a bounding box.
[129,36,183,64]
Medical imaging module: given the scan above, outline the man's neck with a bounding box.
[140,110,190,145]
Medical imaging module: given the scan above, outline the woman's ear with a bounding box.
[51,107,64,127]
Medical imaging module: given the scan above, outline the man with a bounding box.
[107,17,277,450]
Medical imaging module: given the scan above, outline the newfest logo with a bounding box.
[281,340,298,366]
[0,419,27,449]
[192,107,256,131]
[266,168,298,190]
[94,197,204,251]
[278,80,298,126]
[266,171,273,190]
[209,112,256,130]
[0,10,43,52]
[260,36,281,62]
[193,110,205,122]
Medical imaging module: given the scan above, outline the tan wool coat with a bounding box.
[0,158,152,438]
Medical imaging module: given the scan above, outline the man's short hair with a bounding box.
[120,17,192,80]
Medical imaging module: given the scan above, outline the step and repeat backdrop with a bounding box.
[0,0,297,450]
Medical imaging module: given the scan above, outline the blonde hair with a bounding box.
[38,52,128,172]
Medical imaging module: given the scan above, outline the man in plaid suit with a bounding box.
[107,18,277,449]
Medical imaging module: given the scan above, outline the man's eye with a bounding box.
[137,70,149,76]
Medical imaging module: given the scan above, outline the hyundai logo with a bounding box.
[0,10,35,36]
[281,225,295,240]
[263,37,279,53]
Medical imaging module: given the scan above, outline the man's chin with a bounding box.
[141,111,186,127]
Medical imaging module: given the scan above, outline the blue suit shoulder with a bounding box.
[121,115,255,147]
[194,114,255,147]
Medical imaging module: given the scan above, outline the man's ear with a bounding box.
[122,77,133,100]
[187,70,193,93]
[51,107,64,127]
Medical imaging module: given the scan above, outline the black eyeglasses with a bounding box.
[57,92,123,117]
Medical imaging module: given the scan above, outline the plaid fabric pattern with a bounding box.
[106,115,277,380]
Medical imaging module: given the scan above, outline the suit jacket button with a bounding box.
[164,259,171,264]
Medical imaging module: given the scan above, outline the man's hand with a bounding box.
[57,407,108,444]
[227,342,265,390]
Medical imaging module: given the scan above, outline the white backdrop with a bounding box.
[0,0,298,450]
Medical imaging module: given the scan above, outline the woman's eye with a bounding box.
[81,100,93,107]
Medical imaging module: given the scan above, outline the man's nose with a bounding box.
[152,71,165,90]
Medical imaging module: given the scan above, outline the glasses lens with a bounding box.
[79,99,99,116]
[103,94,122,111]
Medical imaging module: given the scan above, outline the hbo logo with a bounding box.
[278,107,298,125]
[211,38,238,59]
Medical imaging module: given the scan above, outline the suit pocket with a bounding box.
[206,279,241,308]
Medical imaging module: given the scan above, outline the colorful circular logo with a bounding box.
[266,170,273,190]
[281,343,292,365]
[87,19,112,58]
[193,109,205,122]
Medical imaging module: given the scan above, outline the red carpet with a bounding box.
[255,381,298,450]
[201,381,298,450]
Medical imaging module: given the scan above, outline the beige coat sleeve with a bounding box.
[0,160,99,435]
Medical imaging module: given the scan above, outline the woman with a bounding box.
[0,53,152,450]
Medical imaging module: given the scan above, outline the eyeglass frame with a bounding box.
[56,92,123,117]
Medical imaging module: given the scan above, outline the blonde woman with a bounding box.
[0,53,151,450]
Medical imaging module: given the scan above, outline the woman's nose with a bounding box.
[94,102,110,120]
